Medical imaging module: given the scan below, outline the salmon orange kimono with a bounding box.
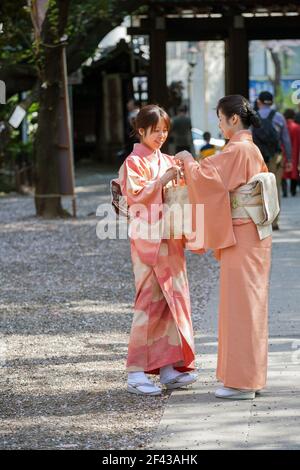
[119,143,195,375]
[183,130,272,390]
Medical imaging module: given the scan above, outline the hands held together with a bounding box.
[175,150,193,163]
[160,165,181,187]
[160,150,193,187]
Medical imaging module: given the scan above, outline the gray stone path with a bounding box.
[151,195,300,450]
[0,165,218,450]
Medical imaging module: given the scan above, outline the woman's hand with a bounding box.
[160,166,180,187]
[175,150,193,162]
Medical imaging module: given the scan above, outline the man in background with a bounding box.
[253,91,292,230]
[282,109,300,197]
[124,99,140,156]
[199,131,216,159]
[171,105,195,156]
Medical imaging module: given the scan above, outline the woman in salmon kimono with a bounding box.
[176,95,272,400]
[118,104,197,396]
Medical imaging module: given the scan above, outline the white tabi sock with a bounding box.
[128,371,152,384]
[159,364,183,383]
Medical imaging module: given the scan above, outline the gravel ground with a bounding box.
[0,163,219,450]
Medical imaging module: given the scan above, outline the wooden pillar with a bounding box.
[225,16,249,98]
[149,16,168,108]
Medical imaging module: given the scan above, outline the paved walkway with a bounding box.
[151,195,300,450]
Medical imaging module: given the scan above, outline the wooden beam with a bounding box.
[225,18,249,97]
[149,19,168,108]
[128,16,300,41]
[246,16,300,39]
[128,17,229,41]
[128,14,300,103]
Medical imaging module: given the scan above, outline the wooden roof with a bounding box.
[143,0,300,15]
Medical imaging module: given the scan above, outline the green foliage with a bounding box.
[0,95,37,171]
[0,127,34,193]
[47,0,60,41]
[280,89,298,113]
[66,0,110,37]
[0,94,18,122]
[0,0,145,66]
[0,173,15,193]
[0,1,34,65]
[0,0,145,195]
[7,138,33,163]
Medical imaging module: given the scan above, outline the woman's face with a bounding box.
[218,109,237,139]
[139,117,169,151]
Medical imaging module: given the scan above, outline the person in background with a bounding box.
[295,112,300,192]
[124,99,140,156]
[253,99,259,112]
[282,109,300,197]
[253,91,292,230]
[199,131,216,160]
[171,105,195,156]
[127,99,140,128]
[295,112,300,125]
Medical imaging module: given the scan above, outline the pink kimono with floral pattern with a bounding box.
[119,143,195,375]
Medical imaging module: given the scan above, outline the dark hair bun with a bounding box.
[217,95,261,129]
[248,108,261,128]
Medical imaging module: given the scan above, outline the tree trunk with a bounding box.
[268,49,282,109]
[34,66,67,217]
[34,0,71,218]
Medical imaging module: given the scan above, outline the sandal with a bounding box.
[127,382,162,396]
[215,386,256,400]
[163,372,198,390]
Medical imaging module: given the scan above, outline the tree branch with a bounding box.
[66,0,144,73]
[0,0,146,95]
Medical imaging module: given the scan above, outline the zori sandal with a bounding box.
[215,387,256,400]
[163,372,198,390]
[127,382,162,396]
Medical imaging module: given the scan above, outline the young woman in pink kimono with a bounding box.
[118,105,198,395]
[176,95,272,400]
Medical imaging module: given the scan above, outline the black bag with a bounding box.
[252,110,281,163]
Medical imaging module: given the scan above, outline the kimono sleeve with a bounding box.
[209,142,268,190]
[183,154,236,250]
[122,156,163,207]
[208,143,248,191]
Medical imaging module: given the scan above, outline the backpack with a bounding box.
[252,110,281,163]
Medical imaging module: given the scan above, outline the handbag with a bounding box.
[110,179,130,219]
[163,169,191,238]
